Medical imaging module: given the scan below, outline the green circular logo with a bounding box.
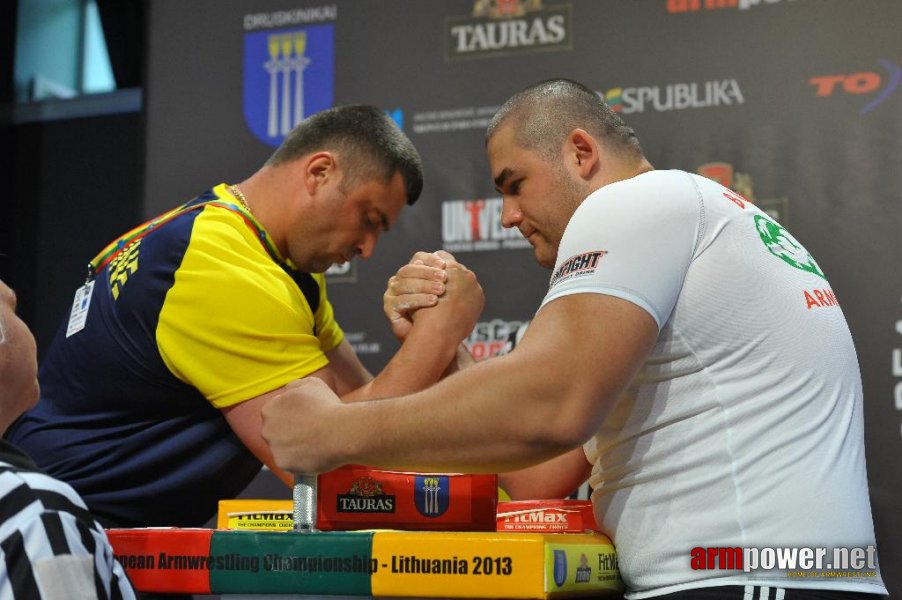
[754,214,825,279]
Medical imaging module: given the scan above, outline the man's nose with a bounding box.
[500,197,523,229]
[357,232,377,259]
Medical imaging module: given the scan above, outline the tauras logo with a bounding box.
[605,80,744,114]
[550,251,607,288]
[337,496,395,512]
[446,1,572,61]
[337,476,396,513]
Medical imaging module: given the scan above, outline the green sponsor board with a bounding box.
[209,530,374,595]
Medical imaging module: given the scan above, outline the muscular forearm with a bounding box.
[263,294,658,478]
[441,343,476,378]
[330,350,585,474]
[322,298,654,474]
[341,319,463,403]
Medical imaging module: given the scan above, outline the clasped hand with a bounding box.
[383,250,484,343]
[261,251,484,475]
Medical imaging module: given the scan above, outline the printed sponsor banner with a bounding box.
[604,79,744,114]
[142,2,902,595]
[497,500,597,533]
[325,260,358,284]
[108,529,214,594]
[466,317,528,360]
[108,528,620,597]
[445,1,573,61]
[697,162,789,223]
[208,531,374,594]
[895,305,902,437]
[344,331,381,356]
[666,0,801,13]
[317,466,497,531]
[217,500,295,532]
[371,532,619,598]
[545,536,621,591]
[411,105,500,135]
[442,198,530,253]
[808,59,901,116]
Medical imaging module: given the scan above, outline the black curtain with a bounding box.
[95,0,146,89]
[0,0,18,283]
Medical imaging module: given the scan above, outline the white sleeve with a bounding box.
[540,171,702,330]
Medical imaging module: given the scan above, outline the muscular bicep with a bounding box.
[223,339,381,474]
[510,292,658,444]
[220,366,339,487]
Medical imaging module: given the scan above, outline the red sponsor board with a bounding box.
[497,500,598,533]
[107,528,214,594]
[317,465,498,531]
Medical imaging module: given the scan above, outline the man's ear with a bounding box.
[304,151,336,196]
[567,128,600,178]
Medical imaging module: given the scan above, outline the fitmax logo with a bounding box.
[809,59,901,115]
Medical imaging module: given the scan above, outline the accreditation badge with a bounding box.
[66,280,95,337]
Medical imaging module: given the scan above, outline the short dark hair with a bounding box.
[486,78,643,160]
[266,105,424,205]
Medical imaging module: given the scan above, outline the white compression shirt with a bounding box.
[540,170,886,598]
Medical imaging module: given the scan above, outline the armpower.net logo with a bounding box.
[690,546,878,577]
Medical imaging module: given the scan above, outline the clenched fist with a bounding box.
[261,378,346,475]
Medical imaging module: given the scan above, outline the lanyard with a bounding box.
[84,191,322,329]
[86,198,281,282]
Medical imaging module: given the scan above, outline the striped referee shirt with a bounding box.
[0,439,135,599]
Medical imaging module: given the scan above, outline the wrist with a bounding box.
[404,319,462,362]
[331,401,375,468]
[321,403,356,470]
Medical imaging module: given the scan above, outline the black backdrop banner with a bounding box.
[143,1,902,595]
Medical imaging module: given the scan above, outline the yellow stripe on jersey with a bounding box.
[157,186,343,408]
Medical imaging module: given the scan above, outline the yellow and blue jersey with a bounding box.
[6,184,343,527]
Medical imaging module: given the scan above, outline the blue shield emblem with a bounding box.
[243,24,335,147]
[414,475,449,518]
[553,550,567,588]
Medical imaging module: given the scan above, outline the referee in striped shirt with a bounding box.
[0,278,135,599]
